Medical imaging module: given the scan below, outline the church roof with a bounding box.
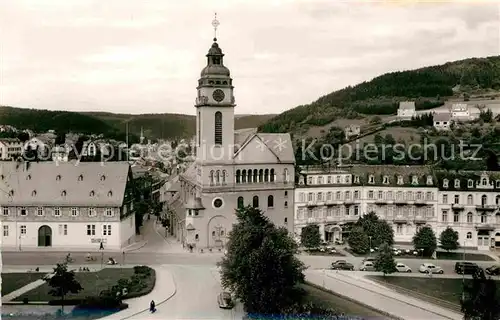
[233,132,295,163]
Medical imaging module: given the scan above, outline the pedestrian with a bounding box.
[150,300,156,313]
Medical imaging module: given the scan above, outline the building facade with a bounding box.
[0,138,23,160]
[450,103,471,122]
[397,101,416,120]
[433,112,452,131]
[172,33,295,249]
[0,161,136,250]
[295,165,500,250]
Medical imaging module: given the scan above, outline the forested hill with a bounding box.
[259,55,500,134]
[0,106,275,141]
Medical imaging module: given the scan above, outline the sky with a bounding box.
[1,0,499,116]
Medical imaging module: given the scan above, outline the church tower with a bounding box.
[195,14,235,164]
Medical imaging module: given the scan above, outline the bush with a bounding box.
[134,265,152,276]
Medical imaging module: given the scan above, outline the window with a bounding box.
[397,176,403,185]
[497,180,500,188]
[284,217,288,224]
[354,206,359,215]
[54,207,61,216]
[396,224,403,234]
[237,196,244,209]
[482,178,488,186]
[442,210,448,222]
[454,212,459,223]
[378,191,383,199]
[368,191,374,199]
[78,174,83,181]
[354,176,360,183]
[20,207,27,216]
[426,176,433,185]
[100,175,106,181]
[383,176,389,184]
[71,207,78,216]
[88,208,96,217]
[63,224,68,235]
[61,190,66,197]
[20,225,26,235]
[222,170,227,184]
[56,175,61,181]
[214,111,222,145]
[105,208,113,216]
[467,212,473,223]
[267,195,274,208]
[318,176,323,184]
[454,179,460,188]
[89,190,95,197]
[482,195,487,206]
[336,176,341,184]
[308,192,313,201]
[195,234,199,241]
[412,176,418,184]
[481,213,487,223]
[467,194,473,205]
[318,192,323,201]
[497,196,500,205]
[3,225,8,237]
[468,179,473,188]
[32,190,37,196]
[107,191,113,197]
[284,191,288,198]
[426,192,432,200]
[345,191,350,200]
[442,194,448,204]
[368,175,374,184]
[284,201,288,208]
[37,207,43,216]
[454,195,460,204]
[103,225,112,236]
[466,232,472,239]
[354,191,359,199]
[443,179,449,188]
[252,196,259,208]
[336,191,341,200]
[87,224,96,236]
[327,176,332,184]
[2,207,9,216]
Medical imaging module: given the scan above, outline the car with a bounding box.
[485,265,500,276]
[419,263,444,274]
[396,263,412,273]
[359,261,376,271]
[455,262,480,275]
[331,260,354,271]
[362,257,375,263]
[217,292,234,309]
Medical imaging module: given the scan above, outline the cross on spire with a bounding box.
[212,12,220,41]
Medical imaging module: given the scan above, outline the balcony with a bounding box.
[451,203,465,210]
[414,199,427,206]
[375,199,387,205]
[394,199,408,205]
[393,215,409,223]
[475,223,495,231]
[476,205,497,211]
[414,216,427,223]
[306,202,318,208]
[343,215,359,222]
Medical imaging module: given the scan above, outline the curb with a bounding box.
[304,281,403,320]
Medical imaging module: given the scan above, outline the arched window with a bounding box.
[214,111,222,145]
[467,194,473,204]
[210,170,215,186]
[247,170,252,183]
[237,196,244,209]
[216,170,220,185]
[283,168,289,183]
[259,169,264,182]
[270,169,275,182]
[253,196,259,208]
[264,169,269,182]
[78,174,83,181]
[467,212,473,223]
[496,195,500,205]
[267,195,274,208]
[235,170,241,184]
[242,170,247,183]
[222,170,227,184]
[253,169,258,183]
[482,195,487,206]
[466,232,472,239]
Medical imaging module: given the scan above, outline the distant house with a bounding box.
[397,101,416,120]
[0,125,17,133]
[0,138,23,160]
[450,103,471,122]
[344,124,361,138]
[51,145,70,162]
[433,112,452,131]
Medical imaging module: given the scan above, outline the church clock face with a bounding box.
[212,89,225,102]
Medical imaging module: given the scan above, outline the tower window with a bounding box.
[214,111,222,145]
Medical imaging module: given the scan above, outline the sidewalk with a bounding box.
[100,266,176,320]
[1,241,148,253]
[306,270,463,320]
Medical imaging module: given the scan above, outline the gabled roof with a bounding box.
[233,133,294,163]
[0,161,131,206]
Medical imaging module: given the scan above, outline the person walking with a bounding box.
[150,300,156,313]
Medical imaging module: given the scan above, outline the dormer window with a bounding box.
[345,176,351,184]
[61,190,66,197]
[354,176,360,183]
[383,176,389,184]
[468,179,473,188]
[412,176,418,185]
[368,175,375,184]
[107,191,113,197]
[496,180,500,188]
[56,175,61,181]
[32,190,37,196]
[100,175,106,181]
[26,174,31,180]
[482,177,488,186]
[78,174,83,181]
[89,190,95,197]
[397,176,404,185]
[454,179,460,188]
[426,176,433,185]
[443,179,449,188]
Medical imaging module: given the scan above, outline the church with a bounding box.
[174,19,295,249]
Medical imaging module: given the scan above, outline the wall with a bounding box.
[120,214,136,248]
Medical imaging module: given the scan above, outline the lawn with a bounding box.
[368,275,500,311]
[302,283,393,318]
[1,272,46,296]
[15,268,154,302]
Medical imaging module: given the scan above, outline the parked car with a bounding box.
[455,262,480,275]
[217,292,234,309]
[359,261,376,271]
[485,265,500,276]
[395,263,412,273]
[362,257,375,263]
[419,263,444,274]
[331,260,354,271]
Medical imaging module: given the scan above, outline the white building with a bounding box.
[433,112,452,131]
[450,103,471,122]
[397,101,416,120]
[344,125,360,139]
[0,138,23,160]
[169,30,295,250]
[295,165,500,250]
[0,161,136,251]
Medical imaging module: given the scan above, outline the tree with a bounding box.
[439,227,459,252]
[44,262,83,310]
[357,212,394,248]
[300,225,321,249]
[219,206,307,315]
[17,131,30,143]
[374,243,397,276]
[461,268,500,320]
[347,226,370,254]
[412,226,437,257]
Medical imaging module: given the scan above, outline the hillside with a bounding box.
[0,106,275,141]
[259,55,500,134]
